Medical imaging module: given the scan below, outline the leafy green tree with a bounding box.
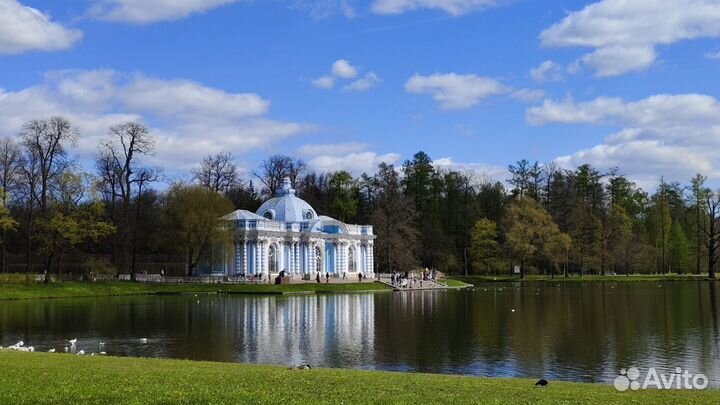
[503,197,561,278]
[668,219,690,273]
[35,173,115,280]
[163,184,234,276]
[470,218,498,275]
[328,171,358,222]
[544,232,572,278]
[570,201,602,276]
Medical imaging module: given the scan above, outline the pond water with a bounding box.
[1,282,719,385]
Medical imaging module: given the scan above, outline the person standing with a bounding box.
[325,272,330,283]
[316,272,321,283]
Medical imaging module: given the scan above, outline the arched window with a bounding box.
[348,246,356,272]
[305,210,314,220]
[263,211,273,220]
[269,244,278,273]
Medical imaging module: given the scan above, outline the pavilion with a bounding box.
[199,178,375,279]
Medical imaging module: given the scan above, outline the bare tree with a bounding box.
[130,167,161,276]
[96,121,155,278]
[20,117,78,213]
[192,152,239,193]
[0,138,21,273]
[704,190,720,279]
[18,117,78,275]
[254,155,305,197]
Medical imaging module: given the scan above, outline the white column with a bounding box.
[294,242,299,274]
[253,239,261,274]
[303,243,309,275]
[243,241,248,275]
[261,241,268,275]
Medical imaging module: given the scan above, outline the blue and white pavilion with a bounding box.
[207,178,375,278]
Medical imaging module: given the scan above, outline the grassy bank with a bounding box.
[1,352,716,405]
[0,281,391,301]
[451,274,716,284]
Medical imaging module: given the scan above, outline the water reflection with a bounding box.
[1,282,718,385]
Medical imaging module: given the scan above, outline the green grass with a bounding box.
[451,274,716,284]
[0,352,716,404]
[438,278,473,288]
[0,281,392,301]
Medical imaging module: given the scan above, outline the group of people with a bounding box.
[315,271,366,283]
[390,268,438,289]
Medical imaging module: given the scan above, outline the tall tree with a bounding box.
[163,184,234,276]
[371,163,418,273]
[19,117,77,276]
[690,174,709,275]
[503,197,562,279]
[0,138,21,273]
[703,190,720,279]
[668,219,690,273]
[254,155,305,197]
[96,121,155,278]
[470,218,498,275]
[192,152,239,193]
[328,171,359,222]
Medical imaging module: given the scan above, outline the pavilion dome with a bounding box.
[256,178,317,222]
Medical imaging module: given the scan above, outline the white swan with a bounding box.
[76,350,85,355]
[139,338,148,344]
[48,348,56,353]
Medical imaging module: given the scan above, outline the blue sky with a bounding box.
[2,0,720,189]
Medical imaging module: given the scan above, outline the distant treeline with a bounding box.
[0,116,718,279]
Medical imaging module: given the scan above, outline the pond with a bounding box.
[1,281,719,385]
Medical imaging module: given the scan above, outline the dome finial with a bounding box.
[281,177,295,196]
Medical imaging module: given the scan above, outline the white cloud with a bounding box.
[0,70,310,172]
[89,0,239,23]
[572,46,657,77]
[433,157,508,184]
[528,93,720,183]
[530,60,564,82]
[331,59,358,79]
[510,88,545,103]
[311,75,336,89]
[313,59,380,92]
[309,152,401,174]
[371,0,499,15]
[344,72,381,92]
[297,142,369,157]
[299,142,399,174]
[705,50,720,60]
[540,0,720,77]
[289,0,356,19]
[405,73,508,109]
[0,0,82,54]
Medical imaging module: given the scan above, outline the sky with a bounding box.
[1,0,720,190]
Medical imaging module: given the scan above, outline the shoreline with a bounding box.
[450,274,718,283]
[0,351,716,404]
[0,281,394,302]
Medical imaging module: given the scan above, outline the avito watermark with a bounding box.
[614,367,709,391]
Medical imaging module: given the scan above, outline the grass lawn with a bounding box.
[1,352,717,405]
[0,281,392,301]
[451,274,717,284]
[438,278,473,288]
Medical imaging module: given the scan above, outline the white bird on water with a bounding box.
[140,338,148,344]
[99,352,107,356]
[76,350,85,355]
[48,348,56,353]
